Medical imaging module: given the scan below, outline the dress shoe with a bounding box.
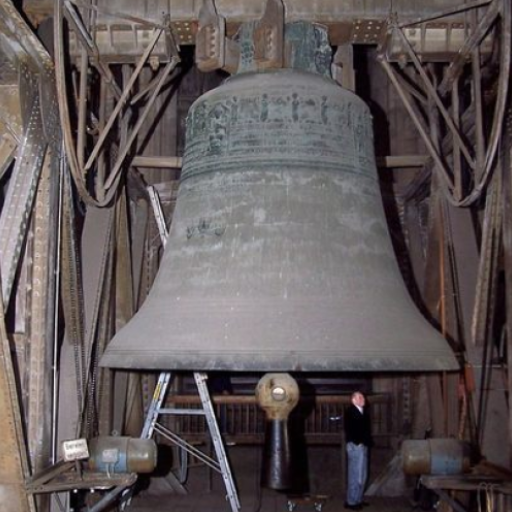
[344,503,362,511]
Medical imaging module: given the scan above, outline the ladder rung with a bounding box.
[158,408,206,416]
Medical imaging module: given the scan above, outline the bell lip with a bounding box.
[100,350,459,372]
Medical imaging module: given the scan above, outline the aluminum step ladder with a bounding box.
[93,372,241,512]
[142,372,240,512]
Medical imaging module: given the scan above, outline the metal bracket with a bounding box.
[195,0,239,73]
[253,0,284,69]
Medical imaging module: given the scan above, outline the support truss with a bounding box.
[54,0,181,207]
[379,0,511,206]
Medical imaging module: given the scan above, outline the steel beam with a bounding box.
[0,279,36,512]
[26,0,469,27]
[26,150,58,474]
[0,67,47,308]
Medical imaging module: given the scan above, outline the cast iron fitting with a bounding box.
[256,373,300,490]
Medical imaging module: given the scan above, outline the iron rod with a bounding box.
[88,485,129,512]
[398,0,492,28]
[438,0,500,95]
[51,149,65,464]
[483,0,510,172]
[96,77,108,201]
[393,69,428,105]
[84,28,164,172]
[56,0,121,206]
[130,66,179,105]
[395,25,476,169]
[104,58,178,189]
[63,0,94,51]
[153,423,221,472]
[379,58,455,192]
[63,1,122,100]
[77,45,88,170]
[451,78,462,201]
[454,0,511,206]
[471,8,486,178]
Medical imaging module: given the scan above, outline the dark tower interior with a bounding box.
[0,1,511,512]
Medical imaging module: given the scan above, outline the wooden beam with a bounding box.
[132,155,183,168]
[376,155,429,168]
[131,155,429,169]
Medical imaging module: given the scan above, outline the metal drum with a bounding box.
[402,439,472,475]
[87,437,157,474]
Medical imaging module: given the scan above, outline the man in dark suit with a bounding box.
[343,391,372,510]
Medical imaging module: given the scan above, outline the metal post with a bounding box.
[194,373,240,512]
[147,186,169,247]
[141,372,172,439]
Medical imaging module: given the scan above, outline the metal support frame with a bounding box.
[103,58,179,190]
[0,7,63,503]
[83,27,165,171]
[55,0,181,206]
[420,476,512,512]
[378,0,511,207]
[0,67,48,305]
[63,0,122,100]
[434,489,468,512]
[25,462,137,494]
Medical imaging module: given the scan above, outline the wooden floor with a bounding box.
[128,489,413,512]
[127,446,417,512]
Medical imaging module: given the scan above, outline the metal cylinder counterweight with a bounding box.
[402,439,472,475]
[87,437,157,474]
[101,68,458,373]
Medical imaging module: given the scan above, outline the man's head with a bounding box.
[351,391,365,408]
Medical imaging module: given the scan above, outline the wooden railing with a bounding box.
[162,394,392,446]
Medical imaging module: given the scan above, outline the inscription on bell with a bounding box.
[183,71,375,180]
[187,218,226,239]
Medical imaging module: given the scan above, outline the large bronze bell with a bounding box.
[101,42,457,373]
